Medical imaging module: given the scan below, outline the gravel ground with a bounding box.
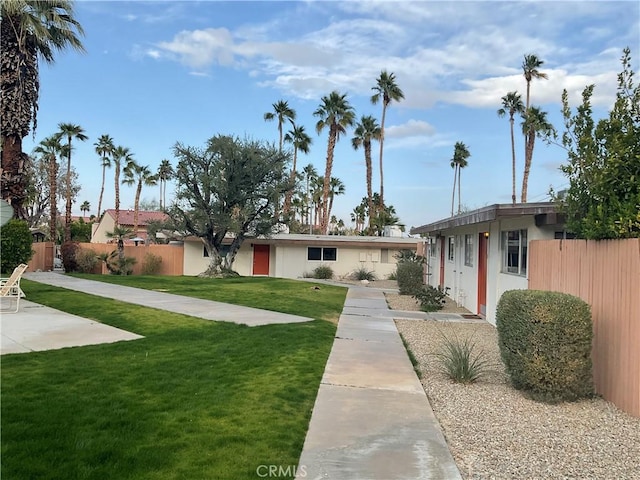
[395,319,640,479]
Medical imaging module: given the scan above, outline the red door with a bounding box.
[439,236,446,288]
[253,244,270,275]
[477,233,488,316]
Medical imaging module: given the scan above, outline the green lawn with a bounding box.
[1,278,346,480]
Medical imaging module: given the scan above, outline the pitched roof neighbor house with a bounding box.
[183,233,421,279]
[91,209,169,244]
[410,202,569,324]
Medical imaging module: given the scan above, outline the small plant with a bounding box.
[141,252,163,275]
[351,266,376,281]
[413,285,447,312]
[75,248,99,274]
[99,250,137,275]
[312,264,333,279]
[387,271,397,280]
[436,331,489,384]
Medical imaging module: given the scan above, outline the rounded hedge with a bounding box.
[396,261,424,295]
[496,289,594,403]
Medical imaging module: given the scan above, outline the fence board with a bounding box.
[529,239,640,417]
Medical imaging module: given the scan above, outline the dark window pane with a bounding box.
[308,247,322,261]
[323,248,337,261]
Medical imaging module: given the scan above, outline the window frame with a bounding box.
[307,246,337,262]
[501,229,528,276]
[447,236,455,262]
[464,234,473,267]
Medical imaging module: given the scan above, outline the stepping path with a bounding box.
[24,272,313,327]
[297,285,462,479]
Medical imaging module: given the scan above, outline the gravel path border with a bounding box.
[395,319,640,479]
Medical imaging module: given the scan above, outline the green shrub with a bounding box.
[387,271,397,280]
[75,248,99,274]
[496,290,594,403]
[396,261,424,295]
[351,266,376,281]
[436,330,489,384]
[141,252,163,275]
[312,265,333,279]
[99,250,136,275]
[413,285,447,312]
[60,241,80,273]
[0,219,34,273]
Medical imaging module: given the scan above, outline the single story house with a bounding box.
[92,209,169,244]
[183,233,421,279]
[410,202,569,324]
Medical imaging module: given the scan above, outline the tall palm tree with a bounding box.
[122,161,157,236]
[264,100,296,152]
[57,122,87,242]
[450,141,471,215]
[33,135,64,243]
[111,145,134,227]
[282,124,312,217]
[521,107,554,203]
[94,134,114,220]
[521,54,548,203]
[327,176,345,226]
[352,115,381,232]
[80,200,90,219]
[157,158,174,209]
[1,0,84,219]
[371,70,404,207]
[313,91,355,234]
[497,92,525,205]
[302,163,318,229]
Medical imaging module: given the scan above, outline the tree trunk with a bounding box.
[49,155,58,243]
[321,127,338,234]
[457,167,462,214]
[451,165,457,216]
[98,161,106,220]
[134,181,142,236]
[365,141,373,232]
[510,115,517,205]
[114,165,120,226]
[521,129,535,203]
[283,147,298,216]
[1,135,29,220]
[379,103,388,207]
[64,144,72,242]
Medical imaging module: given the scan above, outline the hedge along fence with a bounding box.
[496,290,594,403]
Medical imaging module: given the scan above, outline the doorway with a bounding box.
[252,244,270,275]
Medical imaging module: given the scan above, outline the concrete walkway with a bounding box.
[23,272,313,327]
[297,285,462,479]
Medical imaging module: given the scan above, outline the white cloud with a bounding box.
[386,120,435,139]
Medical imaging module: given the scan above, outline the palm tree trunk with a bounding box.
[64,144,72,242]
[98,163,106,219]
[457,167,462,214]
[114,165,120,226]
[283,147,298,216]
[1,135,29,220]
[521,131,535,203]
[510,116,517,205]
[451,165,457,216]
[49,155,58,243]
[134,182,142,236]
[365,141,373,231]
[379,103,388,207]
[321,128,337,234]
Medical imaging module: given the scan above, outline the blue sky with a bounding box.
[23,0,639,231]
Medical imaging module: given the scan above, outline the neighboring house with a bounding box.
[91,209,169,244]
[183,233,421,279]
[410,202,569,324]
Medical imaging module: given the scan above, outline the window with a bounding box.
[501,229,528,275]
[429,237,437,258]
[464,234,473,266]
[448,236,455,262]
[307,247,337,261]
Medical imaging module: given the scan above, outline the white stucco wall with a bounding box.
[426,216,561,323]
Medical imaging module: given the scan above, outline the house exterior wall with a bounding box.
[91,214,116,243]
[183,237,418,279]
[426,216,560,323]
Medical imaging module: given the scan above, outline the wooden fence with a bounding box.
[29,242,184,276]
[528,239,640,417]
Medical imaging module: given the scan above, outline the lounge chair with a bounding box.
[0,263,28,313]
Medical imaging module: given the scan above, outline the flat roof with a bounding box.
[410,202,560,235]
